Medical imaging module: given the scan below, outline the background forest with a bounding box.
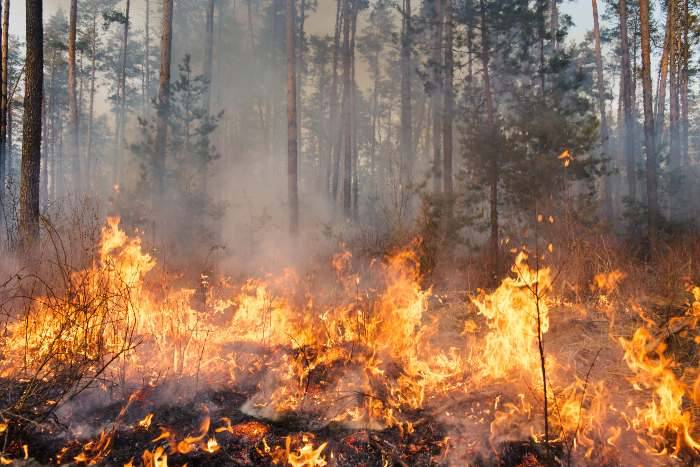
[0,0,697,277]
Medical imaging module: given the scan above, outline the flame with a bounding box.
[74,430,113,464]
[592,270,626,295]
[619,327,700,454]
[265,436,328,467]
[138,413,154,430]
[472,251,552,382]
[205,437,220,453]
[142,446,168,467]
[2,216,699,464]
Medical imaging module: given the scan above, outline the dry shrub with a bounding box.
[0,210,138,432]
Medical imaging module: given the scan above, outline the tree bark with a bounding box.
[619,0,636,202]
[639,0,657,254]
[155,0,174,197]
[286,0,299,234]
[550,0,558,48]
[350,1,358,221]
[341,0,352,219]
[0,0,4,194]
[19,0,43,250]
[114,0,130,188]
[68,0,81,194]
[668,0,680,171]
[679,0,688,165]
[144,0,150,110]
[370,48,379,190]
[399,0,412,191]
[480,0,498,280]
[654,1,671,136]
[592,0,612,221]
[205,0,215,112]
[297,0,305,164]
[431,0,443,194]
[442,0,453,203]
[86,5,97,187]
[330,0,342,200]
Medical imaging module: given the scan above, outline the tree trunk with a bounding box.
[155,0,174,197]
[43,59,51,201]
[442,0,453,205]
[286,0,299,234]
[86,7,97,188]
[399,0,412,191]
[246,0,255,49]
[341,0,352,219]
[668,0,680,171]
[144,0,150,111]
[350,1,358,221]
[654,3,671,144]
[431,0,443,194]
[330,0,342,200]
[205,0,215,112]
[19,0,43,250]
[0,0,4,195]
[639,0,657,254]
[480,0,498,280]
[297,0,305,165]
[114,0,130,188]
[550,0,558,48]
[592,0,612,221]
[68,0,81,195]
[679,0,688,165]
[619,0,636,202]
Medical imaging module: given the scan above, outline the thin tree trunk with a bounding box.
[145,0,150,110]
[442,0,453,210]
[431,0,443,193]
[297,0,305,163]
[341,0,352,219]
[399,0,412,191]
[114,0,130,187]
[330,0,342,200]
[43,59,50,202]
[668,0,680,171]
[155,0,174,197]
[68,0,81,195]
[619,0,636,202]
[370,50,379,190]
[480,0,498,281]
[205,0,215,112]
[246,0,255,50]
[0,0,4,195]
[640,0,657,254]
[592,0,612,221]
[203,0,215,203]
[654,4,671,142]
[550,0,558,47]
[286,0,299,234]
[679,0,688,165]
[350,1,358,221]
[19,0,42,250]
[86,7,97,188]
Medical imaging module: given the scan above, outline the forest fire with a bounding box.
[0,218,697,465]
[0,0,697,462]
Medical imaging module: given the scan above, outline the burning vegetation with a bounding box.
[0,0,698,464]
[0,217,698,466]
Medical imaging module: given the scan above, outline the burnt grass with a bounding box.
[3,383,569,467]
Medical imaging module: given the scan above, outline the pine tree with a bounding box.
[19,0,43,250]
[286,0,299,233]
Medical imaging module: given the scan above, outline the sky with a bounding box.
[9,0,596,44]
